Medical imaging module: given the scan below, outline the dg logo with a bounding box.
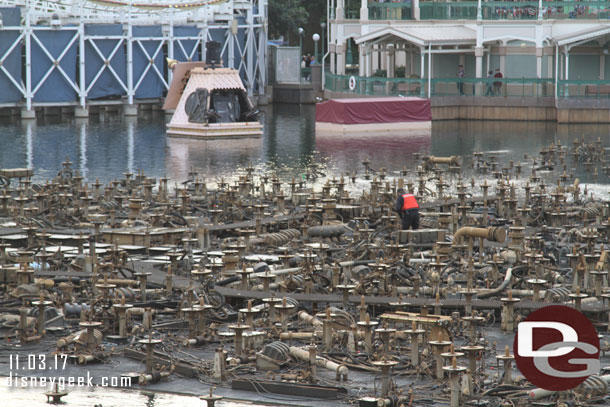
[514,305,600,391]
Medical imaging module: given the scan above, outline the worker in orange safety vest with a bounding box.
[394,188,419,230]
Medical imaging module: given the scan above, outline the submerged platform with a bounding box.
[165,67,263,139]
[315,97,431,136]
[166,121,264,139]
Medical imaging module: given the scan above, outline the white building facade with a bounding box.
[326,0,610,99]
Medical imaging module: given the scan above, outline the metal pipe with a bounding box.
[298,310,324,332]
[280,332,316,340]
[426,155,463,166]
[476,267,513,299]
[452,226,506,245]
[57,329,86,348]
[289,346,348,379]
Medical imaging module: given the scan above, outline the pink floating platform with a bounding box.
[315,97,431,136]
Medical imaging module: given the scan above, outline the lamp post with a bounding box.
[320,22,326,61]
[313,33,320,65]
[298,27,304,83]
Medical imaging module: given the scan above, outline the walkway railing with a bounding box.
[420,1,479,19]
[369,2,413,20]
[432,77,554,97]
[346,1,610,20]
[557,80,610,98]
[301,68,312,83]
[325,73,555,97]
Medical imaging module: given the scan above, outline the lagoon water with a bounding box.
[0,104,609,188]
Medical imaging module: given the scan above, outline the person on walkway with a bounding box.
[485,70,494,96]
[395,188,420,230]
[457,64,465,95]
[493,68,503,96]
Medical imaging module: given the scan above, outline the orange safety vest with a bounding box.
[401,193,419,210]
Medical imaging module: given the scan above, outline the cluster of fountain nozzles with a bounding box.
[0,139,610,406]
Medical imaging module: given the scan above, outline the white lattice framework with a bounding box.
[0,0,268,109]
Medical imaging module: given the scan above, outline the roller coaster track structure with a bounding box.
[0,0,268,109]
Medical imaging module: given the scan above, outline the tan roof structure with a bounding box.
[167,67,262,139]
[162,62,207,110]
[355,26,476,47]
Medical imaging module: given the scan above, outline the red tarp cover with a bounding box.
[315,97,431,125]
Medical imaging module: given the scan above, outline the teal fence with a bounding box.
[557,80,610,98]
[369,2,413,19]
[420,1,480,19]
[325,72,557,97]
[301,67,312,83]
[345,1,610,20]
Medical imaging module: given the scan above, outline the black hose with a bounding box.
[476,264,528,299]
[215,276,240,287]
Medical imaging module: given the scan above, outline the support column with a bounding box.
[486,49,490,73]
[555,44,559,98]
[336,0,344,20]
[336,44,345,75]
[499,44,506,75]
[536,46,543,96]
[246,10,255,96]
[358,44,366,76]
[78,23,86,108]
[74,106,89,118]
[536,47,543,78]
[167,23,174,84]
[420,47,424,78]
[559,48,564,79]
[386,46,395,94]
[475,46,484,96]
[475,46,484,78]
[25,8,32,111]
[123,104,138,116]
[413,0,421,20]
[565,49,570,97]
[21,108,36,120]
[366,46,373,77]
[126,22,134,106]
[360,0,369,21]
[410,50,414,76]
[229,20,236,69]
[600,50,605,80]
[330,43,336,74]
[428,43,432,98]
[387,46,396,78]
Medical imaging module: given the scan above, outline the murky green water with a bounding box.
[0,104,609,186]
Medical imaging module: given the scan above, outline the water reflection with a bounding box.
[0,106,609,186]
[0,380,255,407]
[166,136,262,180]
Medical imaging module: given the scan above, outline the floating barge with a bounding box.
[315,97,431,136]
[163,63,263,139]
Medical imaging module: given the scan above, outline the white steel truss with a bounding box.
[84,35,128,95]
[0,30,26,98]
[0,0,267,108]
[133,36,169,96]
[30,28,81,97]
